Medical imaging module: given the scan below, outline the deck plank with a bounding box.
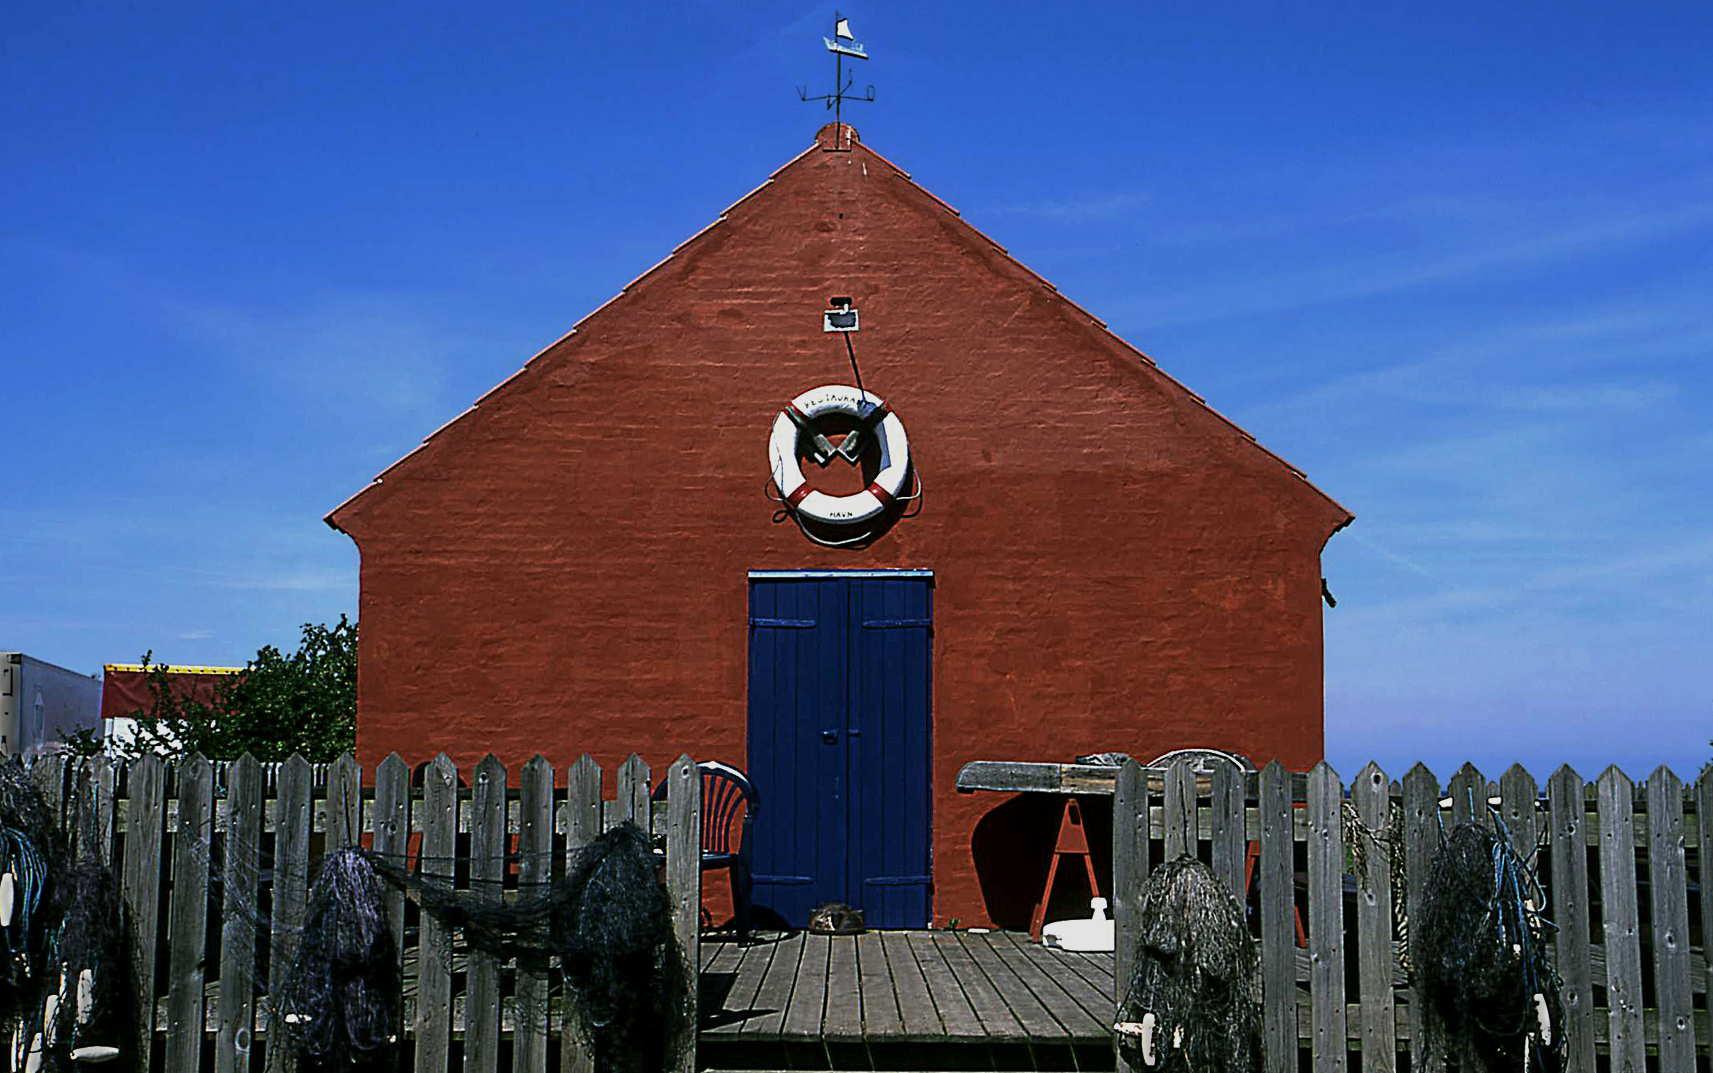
[929,931,1026,1039]
[705,938,774,1036]
[882,932,946,1039]
[781,933,832,1038]
[823,935,863,1040]
[698,940,743,1034]
[906,932,986,1038]
[985,933,1105,1037]
[995,933,1111,1033]
[857,932,904,1037]
[958,933,1070,1039]
[738,934,801,1038]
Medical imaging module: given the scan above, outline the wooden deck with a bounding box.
[698,930,1117,1070]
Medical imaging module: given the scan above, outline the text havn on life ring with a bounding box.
[768,384,910,526]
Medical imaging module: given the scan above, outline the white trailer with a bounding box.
[1,652,102,759]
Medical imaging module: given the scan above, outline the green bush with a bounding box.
[119,616,356,762]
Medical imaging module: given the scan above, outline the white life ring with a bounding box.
[769,385,910,526]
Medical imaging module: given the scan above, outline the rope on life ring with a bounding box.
[768,385,911,527]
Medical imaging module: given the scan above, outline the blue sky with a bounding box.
[5,1,1708,781]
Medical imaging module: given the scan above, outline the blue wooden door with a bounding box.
[747,570,933,928]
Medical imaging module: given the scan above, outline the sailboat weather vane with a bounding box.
[797,13,874,136]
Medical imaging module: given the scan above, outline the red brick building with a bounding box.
[326,123,1351,929]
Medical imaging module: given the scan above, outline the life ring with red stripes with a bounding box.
[769,385,910,526]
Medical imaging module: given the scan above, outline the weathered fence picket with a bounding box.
[416,752,458,1073]
[214,753,262,1073]
[1597,765,1646,1071]
[466,754,506,1073]
[1111,759,1145,1073]
[270,754,313,1073]
[1306,762,1346,1073]
[123,753,166,1071]
[515,755,554,1073]
[165,754,212,1073]
[1257,760,1295,1073]
[1647,766,1694,1069]
[1548,763,1597,1072]
[1353,762,1395,1073]
[1400,762,1444,1073]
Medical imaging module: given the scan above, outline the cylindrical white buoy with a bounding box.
[71,1045,123,1063]
[1,871,15,927]
[78,968,96,1024]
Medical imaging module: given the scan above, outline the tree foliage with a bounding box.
[118,617,357,762]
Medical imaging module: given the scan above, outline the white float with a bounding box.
[769,385,910,526]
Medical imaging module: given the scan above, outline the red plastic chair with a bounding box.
[654,760,759,940]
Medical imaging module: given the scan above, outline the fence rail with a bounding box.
[1112,759,1713,1073]
[30,751,701,1073]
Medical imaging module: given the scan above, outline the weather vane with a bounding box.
[797,12,875,137]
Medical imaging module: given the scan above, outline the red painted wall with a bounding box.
[328,124,1351,928]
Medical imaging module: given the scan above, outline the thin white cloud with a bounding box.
[1001,191,1152,222]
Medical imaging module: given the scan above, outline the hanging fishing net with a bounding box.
[36,860,135,1070]
[1413,820,1562,1072]
[362,822,688,1073]
[0,762,65,1043]
[278,847,398,1071]
[1114,855,1262,1073]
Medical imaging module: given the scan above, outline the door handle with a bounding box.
[822,730,838,744]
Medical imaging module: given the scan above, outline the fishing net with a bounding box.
[38,861,135,1070]
[0,762,65,1043]
[363,822,688,1073]
[1413,820,1562,1072]
[1115,855,1261,1073]
[279,848,398,1071]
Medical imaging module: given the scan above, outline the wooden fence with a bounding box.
[30,751,701,1073]
[1112,758,1712,1073]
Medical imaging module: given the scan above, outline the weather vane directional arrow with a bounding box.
[798,12,875,135]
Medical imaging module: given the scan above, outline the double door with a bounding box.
[746,571,933,928]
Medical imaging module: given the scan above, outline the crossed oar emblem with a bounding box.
[784,400,892,467]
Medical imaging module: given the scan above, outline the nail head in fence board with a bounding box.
[123,753,167,1071]
[1547,765,1595,1072]
[164,755,213,1073]
[1163,759,1195,862]
[1596,766,1645,1072]
[1401,763,1445,1073]
[515,755,554,1073]
[564,755,602,1073]
[1111,760,1146,1073]
[665,755,701,1073]
[1646,767,1694,1068]
[215,754,263,1073]
[1210,761,1246,899]
[372,753,410,1051]
[326,752,360,850]
[1307,762,1347,1073]
[465,754,507,1073]
[269,754,314,1073]
[416,753,458,1073]
[1353,763,1396,1071]
[1258,761,1295,1073]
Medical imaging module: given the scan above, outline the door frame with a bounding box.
[746,569,935,927]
